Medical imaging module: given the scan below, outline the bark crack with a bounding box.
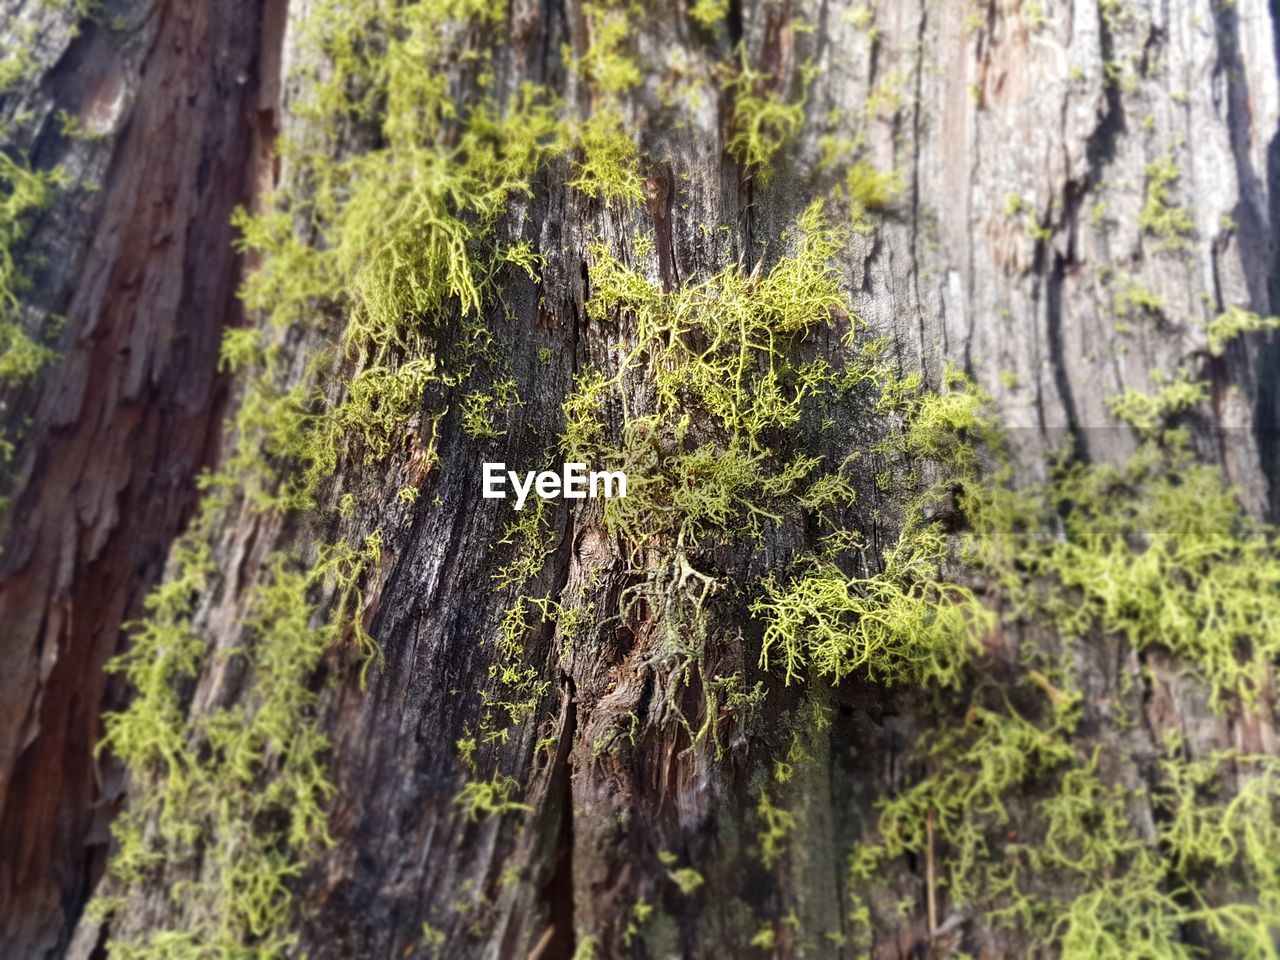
[534,677,577,959]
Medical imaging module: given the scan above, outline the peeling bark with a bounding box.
[0,0,282,954]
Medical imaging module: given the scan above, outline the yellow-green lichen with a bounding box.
[843,364,1280,955]
[725,60,806,182]
[571,200,849,551]
[568,108,646,205]
[1139,155,1194,248]
[0,152,67,383]
[95,0,564,952]
[1206,305,1280,356]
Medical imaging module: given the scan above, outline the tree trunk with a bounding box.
[0,0,279,954]
[2,0,1279,958]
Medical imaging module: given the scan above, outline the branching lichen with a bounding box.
[96,0,562,952]
[0,152,67,383]
[573,200,849,551]
[725,58,807,182]
[844,363,1280,954]
[1206,305,1280,356]
[1139,155,1194,248]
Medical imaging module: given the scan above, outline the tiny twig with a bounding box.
[926,808,938,938]
[527,925,556,960]
[1028,668,1064,709]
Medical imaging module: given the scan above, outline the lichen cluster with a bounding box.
[567,200,850,551]
[839,370,1280,956]
[0,153,62,375]
[0,151,68,508]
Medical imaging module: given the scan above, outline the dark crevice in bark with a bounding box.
[907,0,928,385]
[738,174,756,263]
[539,677,577,959]
[726,0,743,48]
[1041,231,1081,465]
[648,162,679,292]
[1215,5,1272,311]
[1084,13,1126,176]
[1206,261,1236,479]
[758,0,791,78]
[1239,0,1280,521]
[1039,4,1128,465]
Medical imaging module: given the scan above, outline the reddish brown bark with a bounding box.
[0,0,283,954]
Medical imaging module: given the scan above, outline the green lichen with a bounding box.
[492,496,553,588]
[454,774,533,820]
[96,0,566,950]
[572,200,848,551]
[100,520,380,956]
[668,867,705,896]
[90,0,1280,951]
[1113,277,1164,318]
[688,0,728,29]
[1038,443,1280,710]
[844,158,902,229]
[757,789,797,869]
[568,108,646,205]
[474,594,555,742]
[754,542,988,688]
[864,72,904,121]
[562,0,646,206]
[1139,155,1194,248]
[422,921,447,955]
[725,60,806,182]
[0,322,54,382]
[752,377,999,692]
[572,1,642,96]
[461,387,507,439]
[843,362,1280,954]
[1206,305,1280,356]
[0,151,67,384]
[1104,374,1205,436]
[1004,193,1055,242]
[0,22,39,93]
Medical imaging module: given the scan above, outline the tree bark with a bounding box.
[2,0,1278,958]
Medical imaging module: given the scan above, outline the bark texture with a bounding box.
[2,0,1279,958]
